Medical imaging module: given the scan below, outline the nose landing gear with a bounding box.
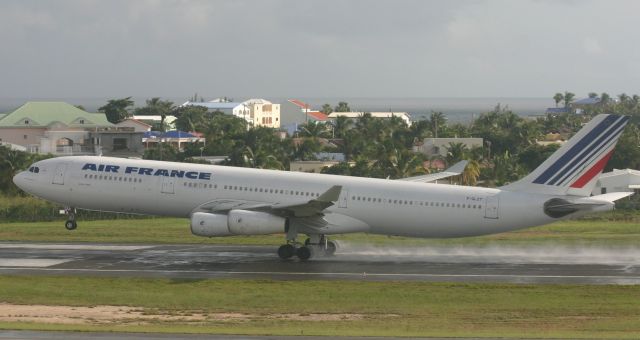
[64,207,77,230]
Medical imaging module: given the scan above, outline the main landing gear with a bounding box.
[64,207,77,231]
[277,235,337,261]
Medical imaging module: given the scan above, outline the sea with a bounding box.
[0,97,555,123]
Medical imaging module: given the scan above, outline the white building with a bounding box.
[593,169,640,195]
[327,112,412,126]
[414,138,484,157]
[242,98,281,128]
[180,98,280,128]
[131,115,177,130]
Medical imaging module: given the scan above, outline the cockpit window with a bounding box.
[28,166,40,173]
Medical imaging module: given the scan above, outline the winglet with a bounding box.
[317,185,342,202]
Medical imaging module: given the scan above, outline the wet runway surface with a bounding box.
[1,242,640,284]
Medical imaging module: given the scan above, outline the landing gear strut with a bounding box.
[64,207,77,231]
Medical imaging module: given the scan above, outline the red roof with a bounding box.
[288,99,311,109]
[307,111,328,121]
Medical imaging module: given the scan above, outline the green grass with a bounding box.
[0,276,639,338]
[0,216,639,246]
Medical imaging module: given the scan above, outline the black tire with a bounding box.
[277,244,295,259]
[65,220,77,231]
[324,240,337,256]
[296,246,312,261]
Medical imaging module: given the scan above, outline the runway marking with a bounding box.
[1,266,639,282]
[0,259,73,267]
[0,244,154,251]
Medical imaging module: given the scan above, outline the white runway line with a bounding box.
[0,259,73,267]
[0,244,153,251]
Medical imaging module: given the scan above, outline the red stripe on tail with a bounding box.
[569,150,614,188]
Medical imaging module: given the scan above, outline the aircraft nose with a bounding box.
[13,171,27,190]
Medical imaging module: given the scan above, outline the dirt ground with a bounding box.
[0,303,374,325]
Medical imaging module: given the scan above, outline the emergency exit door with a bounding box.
[161,177,175,194]
[484,195,499,219]
[52,164,66,185]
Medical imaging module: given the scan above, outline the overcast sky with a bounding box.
[1,0,639,99]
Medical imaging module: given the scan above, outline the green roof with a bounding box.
[0,102,113,128]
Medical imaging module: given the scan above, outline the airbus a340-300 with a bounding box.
[13,114,632,260]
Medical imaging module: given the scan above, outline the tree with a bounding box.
[321,104,333,115]
[428,111,447,138]
[334,102,351,112]
[461,160,481,186]
[99,97,134,124]
[588,92,598,99]
[173,105,209,132]
[553,93,564,107]
[134,98,175,132]
[297,122,331,139]
[562,91,575,109]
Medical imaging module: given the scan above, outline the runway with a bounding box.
[1,242,640,284]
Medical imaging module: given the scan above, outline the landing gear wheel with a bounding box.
[296,246,313,261]
[277,244,296,259]
[65,220,77,231]
[324,240,337,256]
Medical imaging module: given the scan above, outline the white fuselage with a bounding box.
[14,156,562,238]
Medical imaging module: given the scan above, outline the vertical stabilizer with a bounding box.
[502,114,628,196]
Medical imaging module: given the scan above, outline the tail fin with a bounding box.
[502,114,629,196]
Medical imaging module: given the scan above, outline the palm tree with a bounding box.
[429,111,447,138]
[297,122,330,138]
[321,104,333,115]
[461,160,481,186]
[553,93,564,107]
[445,142,468,165]
[562,91,575,109]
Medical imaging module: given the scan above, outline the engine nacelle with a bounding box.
[190,212,232,237]
[228,210,286,235]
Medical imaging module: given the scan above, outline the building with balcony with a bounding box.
[0,101,144,157]
[179,98,281,128]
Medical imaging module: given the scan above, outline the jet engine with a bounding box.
[190,210,287,237]
[190,212,232,237]
[228,210,287,235]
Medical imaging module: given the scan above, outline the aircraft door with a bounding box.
[484,195,499,219]
[161,177,175,194]
[338,189,349,208]
[52,163,66,185]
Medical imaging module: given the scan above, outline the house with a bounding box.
[242,98,281,128]
[414,137,483,157]
[180,98,281,128]
[143,130,205,152]
[0,101,144,157]
[179,100,248,120]
[545,107,569,115]
[327,112,412,126]
[592,169,640,195]
[130,115,177,130]
[116,118,152,132]
[281,99,329,125]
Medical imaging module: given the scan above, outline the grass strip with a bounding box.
[0,218,639,246]
[0,276,639,338]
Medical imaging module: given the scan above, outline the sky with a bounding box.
[1,0,639,99]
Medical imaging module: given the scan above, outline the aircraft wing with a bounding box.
[399,160,468,183]
[192,185,343,218]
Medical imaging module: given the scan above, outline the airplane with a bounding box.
[13,114,633,260]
